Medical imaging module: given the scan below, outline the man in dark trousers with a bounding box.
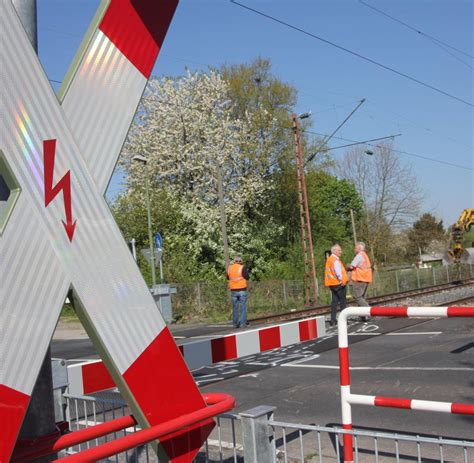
[227,256,250,328]
[347,241,373,306]
[324,244,348,326]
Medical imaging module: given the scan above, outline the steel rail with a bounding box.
[250,279,474,324]
[436,295,474,306]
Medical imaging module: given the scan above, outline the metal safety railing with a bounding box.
[42,392,473,462]
[61,391,242,463]
[268,421,473,463]
[11,392,235,463]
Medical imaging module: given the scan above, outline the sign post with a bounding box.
[155,232,164,283]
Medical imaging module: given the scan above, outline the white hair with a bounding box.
[331,244,341,253]
[356,242,366,250]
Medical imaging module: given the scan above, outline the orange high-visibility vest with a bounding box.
[324,255,348,287]
[227,263,247,290]
[351,251,373,283]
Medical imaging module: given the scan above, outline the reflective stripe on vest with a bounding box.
[324,255,348,287]
[227,263,247,290]
[351,251,373,283]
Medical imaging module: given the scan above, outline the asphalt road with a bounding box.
[57,316,474,461]
[203,317,474,441]
[54,315,474,440]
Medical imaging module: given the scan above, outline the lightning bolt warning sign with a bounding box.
[43,139,77,242]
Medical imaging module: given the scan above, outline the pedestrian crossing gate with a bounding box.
[0,1,233,462]
[337,306,474,463]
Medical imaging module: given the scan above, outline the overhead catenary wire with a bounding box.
[319,135,400,153]
[304,133,401,167]
[296,87,472,151]
[358,0,474,62]
[304,129,473,171]
[317,98,366,148]
[46,69,470,173]
[264,133,400,175]
[305,98,367,164]
[230,0,473,107]
[364,99,473,151]
[40,16,472,150]
[426,39,473,70]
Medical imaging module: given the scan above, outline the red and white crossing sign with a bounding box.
[0,1,214,462]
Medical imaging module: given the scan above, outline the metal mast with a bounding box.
[292,114,318,306]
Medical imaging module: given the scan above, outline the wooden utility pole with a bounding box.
[350,208,358,246]
[292,114,318,306]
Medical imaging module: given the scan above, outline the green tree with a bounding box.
[262,171,363,279]
[307,171,364,271]
[222,57,296,166]
[112,59,364,284]
[117,69,286,281]
[406,213,446,260]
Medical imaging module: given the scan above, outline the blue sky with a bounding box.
[37,0,472,227]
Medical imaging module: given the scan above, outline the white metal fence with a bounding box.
[60,393,473,462]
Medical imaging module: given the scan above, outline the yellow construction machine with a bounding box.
[449,208,474,263]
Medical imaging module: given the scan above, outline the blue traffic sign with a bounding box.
[154,232,163,250]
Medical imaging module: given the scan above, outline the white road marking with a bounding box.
[282,364,474,371]
[281,354,320,366]
[193,373,217,378]
[196,377,224,384]
[386,332,442,336]
[349,333,381,336]
[239,373,259,378]
[246,362,273,366]
[359,324,380,332]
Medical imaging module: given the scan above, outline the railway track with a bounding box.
[250,279,474,324]
[437,295,474,306]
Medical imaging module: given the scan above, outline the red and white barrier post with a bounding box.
[67,316,326,396]
[338,306,474,463]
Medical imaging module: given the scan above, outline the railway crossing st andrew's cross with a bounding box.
[0,0,214,461]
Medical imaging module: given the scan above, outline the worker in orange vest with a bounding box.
[227,256,250,328]
[347,241,373,307]
[324,244,348,326]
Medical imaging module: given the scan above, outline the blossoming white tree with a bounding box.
[120,71,282,277]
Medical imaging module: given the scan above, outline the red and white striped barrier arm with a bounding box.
[338,306,474,463]
[68,316,326,395]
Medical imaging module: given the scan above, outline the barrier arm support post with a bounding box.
[240,406,276,463]
[338,306,474,463]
